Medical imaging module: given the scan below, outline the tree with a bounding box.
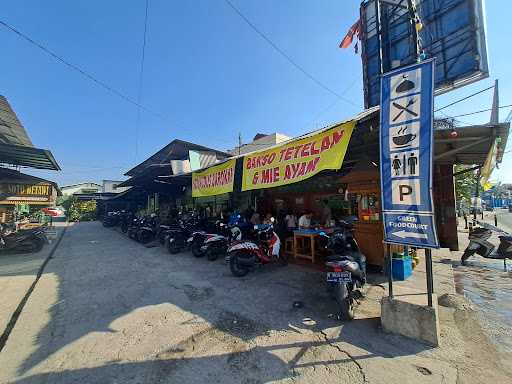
[454,164,477,204]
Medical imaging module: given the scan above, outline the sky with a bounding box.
[1,0,510,186]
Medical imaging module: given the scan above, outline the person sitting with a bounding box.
[298,211,313,229]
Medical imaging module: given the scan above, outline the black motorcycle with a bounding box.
[320,221,366,320]
[136,215,160,244]
[0,224,47,254]
[102,211,120,227]
[127,217,142,240]
[201,222,244,261]
[461,223,512,270]
[119,211,134,233]
[166,217,205,255]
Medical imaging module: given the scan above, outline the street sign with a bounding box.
[380,60,439,248]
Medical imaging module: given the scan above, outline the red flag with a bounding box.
[339,19,361,49]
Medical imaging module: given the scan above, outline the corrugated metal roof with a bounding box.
[0,95,33,147]
[0,142,61,170]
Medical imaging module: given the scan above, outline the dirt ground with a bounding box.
[0,221,510,383]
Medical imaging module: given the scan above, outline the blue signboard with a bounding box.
[380,60,439,248]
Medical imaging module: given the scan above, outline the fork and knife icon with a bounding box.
[392,98,418,122]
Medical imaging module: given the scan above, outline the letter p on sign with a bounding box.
[392,180,421,206]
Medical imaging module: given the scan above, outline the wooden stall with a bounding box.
[340,160,385,268]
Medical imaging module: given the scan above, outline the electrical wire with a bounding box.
[442,104,512,119]
[0,18,164,119]
[434,85,495,112]
[223,0,358,108]
[135,0,150,161]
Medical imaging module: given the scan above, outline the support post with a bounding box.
[473,169,481,226]
[387,243,393,299]
[425,248,434,307]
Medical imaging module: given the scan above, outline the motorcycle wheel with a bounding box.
[139,232,152,244]
[167,238,181,254]
[334,284,354,321]
[191,241,204,257]
[121,223,128,233]
[229,252,250,277]
[207,246,222,261]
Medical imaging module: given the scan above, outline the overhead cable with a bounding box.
[434,85,495,112]
[224,0,358,107]
[135,0,150,160]
[0,19,164,119]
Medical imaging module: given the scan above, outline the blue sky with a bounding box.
[1,0,510,186]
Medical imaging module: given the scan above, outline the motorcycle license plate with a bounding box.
[327,271,352,283]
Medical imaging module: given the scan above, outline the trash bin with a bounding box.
[391,257,413,281]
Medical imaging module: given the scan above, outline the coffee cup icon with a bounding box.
[392,133,416,147]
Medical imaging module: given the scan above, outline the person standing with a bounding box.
[284,211,297,230]
[321,199,332,227]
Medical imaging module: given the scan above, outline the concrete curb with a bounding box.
[0,224,68,353]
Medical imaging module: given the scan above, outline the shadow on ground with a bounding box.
[11,222,432,383]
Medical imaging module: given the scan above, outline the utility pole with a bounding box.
[238,132,242,156]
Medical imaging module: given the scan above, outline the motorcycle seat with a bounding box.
[326,255,354,262]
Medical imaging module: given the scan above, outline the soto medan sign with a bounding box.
[192,159,236,197]
[242,120,355,191]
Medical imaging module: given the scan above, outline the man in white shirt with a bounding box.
[284,212,297,230]
[298,212,313,229]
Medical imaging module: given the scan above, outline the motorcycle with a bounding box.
[0,224,47,254]
[166,216,205,255]
[319,221,366,320]
[102,211,120,227]
[119,211,134,233]
[189,214,247,260]
[127,217,142,240]
[136,214,159,244]
[201,222,243,261]
[461,223,512,270]
[226,223,283,277]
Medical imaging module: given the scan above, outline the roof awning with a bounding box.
[0,143,61,170]
[434,122,509,165]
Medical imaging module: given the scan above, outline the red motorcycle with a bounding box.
[226,224,284,277]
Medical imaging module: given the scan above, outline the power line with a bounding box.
[434,85,495,112]
[0,18,163,119]
[440,104,512,119]
[135,0,150,161]
[224,0,358,108]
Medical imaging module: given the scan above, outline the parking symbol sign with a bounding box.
[391,179,421,205]
[380,60,439,248]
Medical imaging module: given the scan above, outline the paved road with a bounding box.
[496,208,512,233]
[0,222,509,383]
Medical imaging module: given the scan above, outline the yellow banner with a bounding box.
[242,120,355,191]
[192,159,236,197]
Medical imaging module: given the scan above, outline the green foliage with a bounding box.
[454,165,476,203]
[65,196,97,221]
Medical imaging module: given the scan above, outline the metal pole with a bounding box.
[425,248,434,307]
[387,243,393,299]
[473,169,480,225]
